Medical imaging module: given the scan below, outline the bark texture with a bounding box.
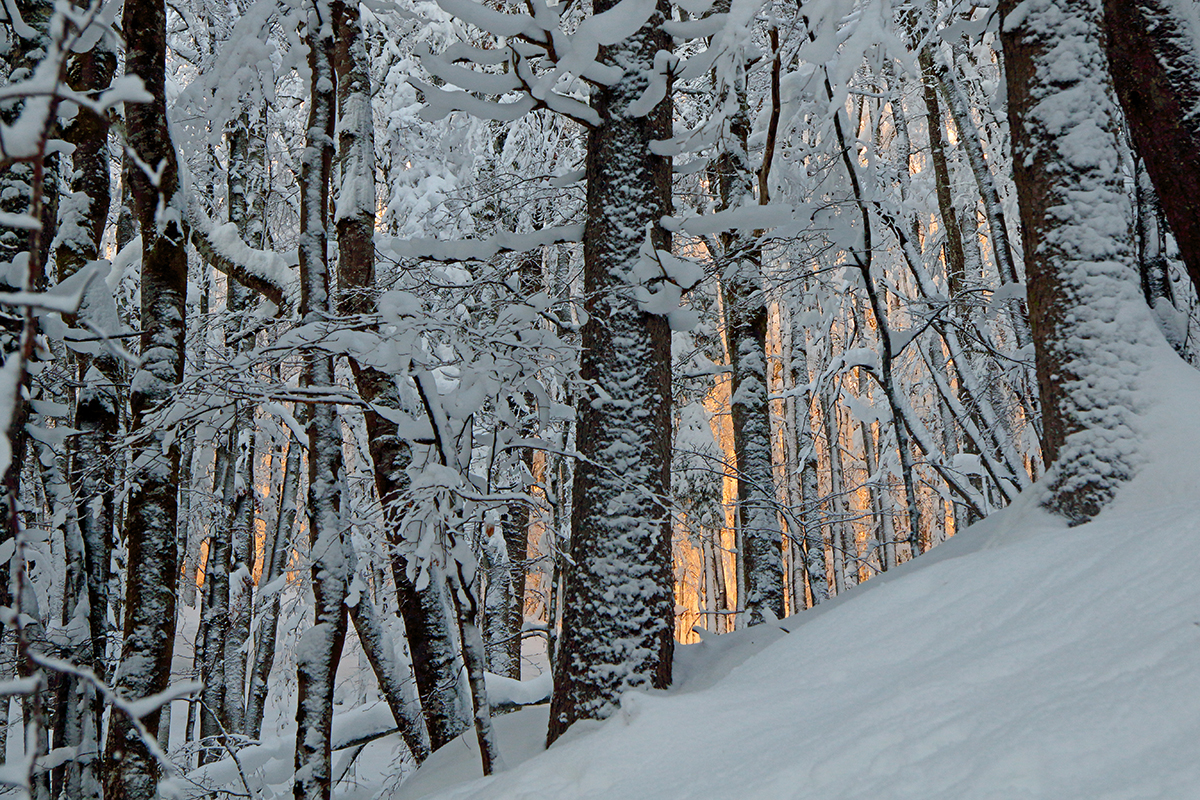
[294,4,350,798]
[104,0,188,788]
[547,0,675,745]
[331,0,465,752]
[713,63,783,625]
[1104,0,1200,295]
[999,0,1154,524]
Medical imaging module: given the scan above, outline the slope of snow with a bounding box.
[403,346,1200,800]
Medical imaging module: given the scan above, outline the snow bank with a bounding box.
[405,345,1200,799]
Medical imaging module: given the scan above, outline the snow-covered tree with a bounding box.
[998,0,1162,523]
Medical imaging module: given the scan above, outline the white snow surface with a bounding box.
[402,345,1200,800]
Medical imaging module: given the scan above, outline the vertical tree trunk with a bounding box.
[919,48,967,305]
[104,0,188,789]
[547,0,675,745]
[998,0,1154,524]
[492,247,540,677]
[854,366,892,573]
[819,385,851,592]
[52,23,117,800]
[246,426,299,741]
[482,525,517,679]
[222,117,263,738]
[501,499,528,678]
[294,2,350,796]
[713,88,784,624]
[0,11,58,777]
[198,441,231,762]
[790,322,827,605]
[69,368,117,800]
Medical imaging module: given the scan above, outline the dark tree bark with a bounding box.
[999,0,1153,524]
[1104,0,1200,296]
[294,2,351,797]
[104,0,189,790]
[51,22,118,800]
[331,0,465,752]
[0,3,57,689]
[546,0,675,746]
[198,440,231,761]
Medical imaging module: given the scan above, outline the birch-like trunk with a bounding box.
[293,4,350,799]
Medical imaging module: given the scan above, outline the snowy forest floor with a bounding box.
[203,346,1200,800]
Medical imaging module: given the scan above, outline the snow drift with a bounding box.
[401,345,1200,800]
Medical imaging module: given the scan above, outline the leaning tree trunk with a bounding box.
[104,0,188,790]
[1104,0,1200,296]
[546,0,675,746]
[331,0,466,752]
[999,0,1158,524]
[346,584,431,762]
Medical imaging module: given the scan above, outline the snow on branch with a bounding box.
[0,1,139,169]
[435,0,541,37]
[416,0,685,128]
[391,223,583,263]
[186,196,297,313]
[663,202,814,237]
[0,262,103,314]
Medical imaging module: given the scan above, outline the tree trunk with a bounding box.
[53,24,117,800]
[819,385,851,591]
[222,118,262,738]
[790,321,827,605]
[104,0,188,789]
[713,66,783,624]
[293,4,351,799]
[330,0,467,752]
[199,439,232,760]
[482,524,518,679]
[998,0,1154,524]
[1104,0,1200,296]
[547,0,675,745]
[347,585,431,762]
[246,427,300,741]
